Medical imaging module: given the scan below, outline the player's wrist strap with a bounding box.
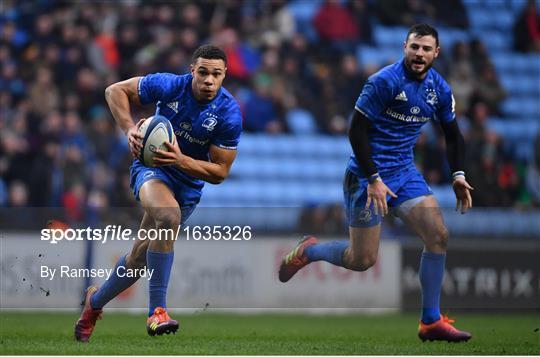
[452,171,465,181]
[368,172,381,184]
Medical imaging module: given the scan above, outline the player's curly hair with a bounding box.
[406,23,439,47]
[192,44,227,65]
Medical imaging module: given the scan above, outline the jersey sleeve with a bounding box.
[211,105,243,150]
[436,87,456,123]
[354,76,394,121]
[137,73,182,105]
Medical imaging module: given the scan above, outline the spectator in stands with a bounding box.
[497,156,520,207]
[414,129,449,185]
[466,102,505,206]
[62,181,86,224]
[513,0,540,53]
[432,0,468,29]
[472,64,507,116]
[469,39,491,75]
[347,0,374,45]
[0,1,533,214]
[334,54,367,116]
[28,66,59,117]
[251,0,296,47]
[450,42,473,79]
[0,179,6,206]
[243,73,283,133]
[28,139,60,206]
[7,180,28,208]
[377,0,435,27]
[449,65,474,116]
[212,28,260,83]
[299,204,346,235]
[313,0,359,55]
[526,133,540,206]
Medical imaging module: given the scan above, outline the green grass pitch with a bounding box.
[0,312,538,354]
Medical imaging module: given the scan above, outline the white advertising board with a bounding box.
[1,233,400,311]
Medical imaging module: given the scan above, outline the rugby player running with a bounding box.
[279,24,473,342]
[75,45,242,341]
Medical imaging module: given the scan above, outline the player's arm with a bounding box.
[349,110,396,216]
[104,77,145,157]
[440,119,474,213]
[155,142,236,184]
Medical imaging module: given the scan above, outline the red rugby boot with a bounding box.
[278,236,318,282]
[74,286,102,342]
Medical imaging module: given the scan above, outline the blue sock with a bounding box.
[419,251,446,324]
[147,250,174,316]
[90,254,140,310]
[304,241,348,267]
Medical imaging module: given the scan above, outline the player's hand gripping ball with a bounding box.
[138,115,175,167]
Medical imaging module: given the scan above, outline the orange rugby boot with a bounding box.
[418,315,472,342]
[146,307,179,336]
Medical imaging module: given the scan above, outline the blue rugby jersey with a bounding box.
[137,72,242,189]
[349,58,455,177]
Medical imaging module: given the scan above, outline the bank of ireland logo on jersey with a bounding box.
[180,122,192,131]
[410,106,421,114]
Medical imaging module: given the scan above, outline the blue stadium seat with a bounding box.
[286,108,318,134]
[438,28,469,49]
[431,185,455,208]
[493,53,540,76]
[473,30,508,51]
[488,118,540,139]
[287,0,320,42]
[467,10,492,29]
[493,10,515,28]
[509,0,526,14]
[488,118,539,162]
[357,45,402,67]
[373,26,407,48]
[502,98,539,118]
[501,74,540,96]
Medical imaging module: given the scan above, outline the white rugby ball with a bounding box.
[138,115,174,167]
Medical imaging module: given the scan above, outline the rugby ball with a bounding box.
[138,115,174,167]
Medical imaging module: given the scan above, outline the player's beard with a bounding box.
[405,57,433,78]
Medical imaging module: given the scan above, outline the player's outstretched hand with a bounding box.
[366,180,397,217]
[153,139,183,167]
[453,177,474,214]
[127,118,145,158]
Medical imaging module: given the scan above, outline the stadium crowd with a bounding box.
[1,0,539,220]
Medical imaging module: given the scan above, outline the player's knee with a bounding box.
[347,254,377,271]
[152,208,181,229]
[430,226,449,250]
